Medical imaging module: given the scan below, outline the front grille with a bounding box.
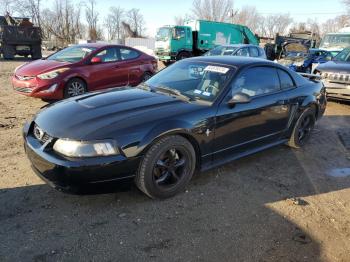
[15,87,33,93]
[33,124,53,144]
[322,72,350,84]
[16,75,35,81]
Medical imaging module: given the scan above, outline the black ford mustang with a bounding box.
[24,56,327,199]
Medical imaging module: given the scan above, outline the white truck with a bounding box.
[319,27,350,56]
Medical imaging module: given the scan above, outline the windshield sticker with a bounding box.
[204,65,230,74]
[189,66,205,79]
[194,89,202,94]
[202,91,211,96]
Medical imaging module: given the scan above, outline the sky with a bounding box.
[59,0,347,36]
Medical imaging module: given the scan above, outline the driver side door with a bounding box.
[213,66,291,162]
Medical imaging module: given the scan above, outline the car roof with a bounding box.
[186,56,276,68]
[217,44,260,48]
[74,43,132,49]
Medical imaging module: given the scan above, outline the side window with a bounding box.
[235,48,249,57]
[174,28,186,39]
[231,67,280,97]
[277,69,295,89]
[249,47,259,57]
[94,47,119,62]
[119,48,140,60]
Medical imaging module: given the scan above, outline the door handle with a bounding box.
[114,65,120,68]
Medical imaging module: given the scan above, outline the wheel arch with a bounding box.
[65,76,88,91]
[139,123,202,171]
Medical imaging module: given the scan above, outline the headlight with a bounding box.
[53,139,119,157]
[37,68,69,80]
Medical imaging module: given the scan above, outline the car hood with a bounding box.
[317,60,350,73]
[34,88,203,140]
[15,59,71,76]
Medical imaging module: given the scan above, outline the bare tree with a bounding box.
[191,0,233,22]
[16,0,42,27]
[0,0,17,15]
[174,14,193,25]
[85,0,99,41]
[105,6,124,40]
[40,0,83,45]
[232,6,261,33]
[321,15,350,36]
[263,14,293,38]
[126,8,146,37]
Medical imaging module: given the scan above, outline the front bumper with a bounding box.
[12,75,64,99]
[24,124,141,191]
[323,80,350,100]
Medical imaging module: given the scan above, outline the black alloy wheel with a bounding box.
[288,107,316,148]
[136,135,196,199]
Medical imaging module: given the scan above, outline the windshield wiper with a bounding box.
[155,86,192,102]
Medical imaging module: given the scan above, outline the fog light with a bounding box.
[41,83,58,93]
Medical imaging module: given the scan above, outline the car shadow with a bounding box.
[0,115,349,261]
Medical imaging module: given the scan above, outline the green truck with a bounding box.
[155,20,259,63]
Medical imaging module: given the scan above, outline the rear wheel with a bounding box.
[2,44,15,59]
[64,78,87,98]
[288,107,316,148]
[141,72,152,82]
[31,44,42,60]
[135,135,196,199]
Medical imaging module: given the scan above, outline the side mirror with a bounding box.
[227,92,251,107]
[91,57,102,64]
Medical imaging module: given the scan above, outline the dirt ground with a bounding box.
[1,58,350,262]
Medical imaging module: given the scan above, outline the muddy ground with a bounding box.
[0,58,350,262]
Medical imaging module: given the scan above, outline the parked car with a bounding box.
[24,56,326,199]
[315,47,350,100]
[204,44,267,59]
[283,48,333,73]
[12,44,158,100]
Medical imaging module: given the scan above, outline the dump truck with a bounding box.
[0,15,42,59]
[155,20,259,63]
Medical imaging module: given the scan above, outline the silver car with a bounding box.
[204,44,267,59]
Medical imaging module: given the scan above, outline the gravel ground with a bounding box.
[1,58,350,262]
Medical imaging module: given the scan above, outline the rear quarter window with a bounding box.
[120,48,140,60]
[277,69,295,89]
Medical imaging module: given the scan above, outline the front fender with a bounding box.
[139,120,197,154]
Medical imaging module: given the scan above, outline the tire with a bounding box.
[64,78,87,98]
[288,107,316,149]
[135,135,196,199]
[2,44,15,59]
[176,51,191,61]
[31,44,42,59]
[141,72,152,82]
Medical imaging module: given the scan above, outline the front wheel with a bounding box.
[135,135,196,199]
[176,51,191,61]
[288,107,316,148]
[64,78,87,98]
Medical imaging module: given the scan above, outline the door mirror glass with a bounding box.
[91,57,102,64]
[228,92,251,106]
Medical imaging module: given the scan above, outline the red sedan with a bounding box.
[12,44,158,99]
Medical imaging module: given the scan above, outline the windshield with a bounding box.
[145,60,234,103]
[47,46,97,62]
[205,46,238,56]
[320,34,350,50]
[156,27,171,41]
[333,48,350,62]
